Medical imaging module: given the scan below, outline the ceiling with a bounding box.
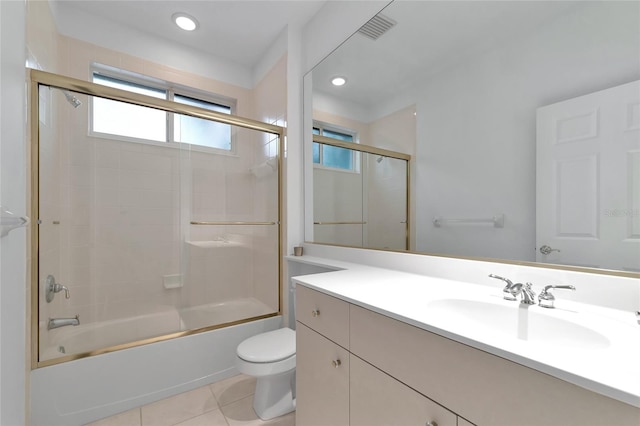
[51,0,326,68]
[312,1,582,119]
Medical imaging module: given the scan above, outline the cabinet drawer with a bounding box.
[296,285,349,348]
[296,322,350,426]
[350,304,640,426]
[350,354,456,426]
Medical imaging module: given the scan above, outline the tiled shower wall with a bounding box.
[35,29,285,352]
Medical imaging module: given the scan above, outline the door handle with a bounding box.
[539,245,561,255]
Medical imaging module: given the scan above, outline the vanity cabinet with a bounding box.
[296,285,640,426]
[350,354,456,426]
[295,284,350,348]
[296,286,460,426]
[296,323,349,426]
[296,285,350,426]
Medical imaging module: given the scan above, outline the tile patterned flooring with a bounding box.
[86,374,295,426]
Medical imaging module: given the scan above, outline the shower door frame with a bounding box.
[29,69,285,369]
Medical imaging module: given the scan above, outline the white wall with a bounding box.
[0,1,28,424]
[415,1,640,261]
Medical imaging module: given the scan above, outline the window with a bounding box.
[92,70,235,152]
[313,123,358,171]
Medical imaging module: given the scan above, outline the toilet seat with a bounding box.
[237,328,295,363]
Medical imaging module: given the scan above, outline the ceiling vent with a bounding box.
[357,14,397,41]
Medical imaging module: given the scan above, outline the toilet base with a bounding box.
[253,370,296,420]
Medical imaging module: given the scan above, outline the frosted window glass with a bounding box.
[174,95,232,150]
[314,127,355,170]
[92,74,234,150]
[93,74,166,142]
[323,145,353,169]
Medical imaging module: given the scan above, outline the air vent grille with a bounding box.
[357,14,397,41]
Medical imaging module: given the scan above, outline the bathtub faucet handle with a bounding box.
[46,275,70,303]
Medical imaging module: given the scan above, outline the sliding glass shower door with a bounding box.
[32,70,282,367]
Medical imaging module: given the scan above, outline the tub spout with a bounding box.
[48,315,79,330]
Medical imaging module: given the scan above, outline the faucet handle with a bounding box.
[538,285,575,309]
[488,274,516,301]
[46,275,71,302]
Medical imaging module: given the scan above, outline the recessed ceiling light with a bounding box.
[331,77,347,87]
[172,13,199,31]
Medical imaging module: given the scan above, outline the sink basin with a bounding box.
[425,298,610,349]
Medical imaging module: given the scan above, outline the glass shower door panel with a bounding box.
[36,84,281,364]
[184,121,280,330]
[182,224,279,330]
[364,152,408,251]
[38,88,184,363]
[313,143,365,247]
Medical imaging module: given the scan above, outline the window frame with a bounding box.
[312,121,360,173]
[90,64,238,155]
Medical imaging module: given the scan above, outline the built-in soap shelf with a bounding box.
[163,274,183,289]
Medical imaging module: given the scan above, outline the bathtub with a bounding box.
[31,300,281,425]
[41,305,182,362]
[180,298,274,330]
[40,298,275,363]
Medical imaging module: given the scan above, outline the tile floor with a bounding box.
[86,374,295,426]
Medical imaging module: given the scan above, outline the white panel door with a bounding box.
[536,80,640,271]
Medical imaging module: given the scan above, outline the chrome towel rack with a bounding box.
[190,221,277,226]
[433,214,504,228]
[314,221,367,225]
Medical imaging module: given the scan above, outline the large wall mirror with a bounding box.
[304,0,640,276]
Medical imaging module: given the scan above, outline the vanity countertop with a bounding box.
[287,255,640,409]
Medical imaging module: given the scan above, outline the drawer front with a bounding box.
[296,322,350,426]
[296,285,349,348]
[350,354,457,426]
[458,417,477,426]
[350,304,640,426]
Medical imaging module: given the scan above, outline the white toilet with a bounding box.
[236,327,296,420]
[236,280,300,420]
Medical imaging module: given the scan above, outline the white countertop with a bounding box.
[287,255,640,409]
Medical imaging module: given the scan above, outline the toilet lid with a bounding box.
[237,328,296,363]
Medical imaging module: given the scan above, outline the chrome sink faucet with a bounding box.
[488,274,536,305]
[488,274,517,301]
[508,282,536,305]
[48,315,79,330]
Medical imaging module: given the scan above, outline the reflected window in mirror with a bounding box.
[313,122,359,172]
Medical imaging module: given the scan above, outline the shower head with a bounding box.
[62,90,82,108]
[376,156,384,163]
